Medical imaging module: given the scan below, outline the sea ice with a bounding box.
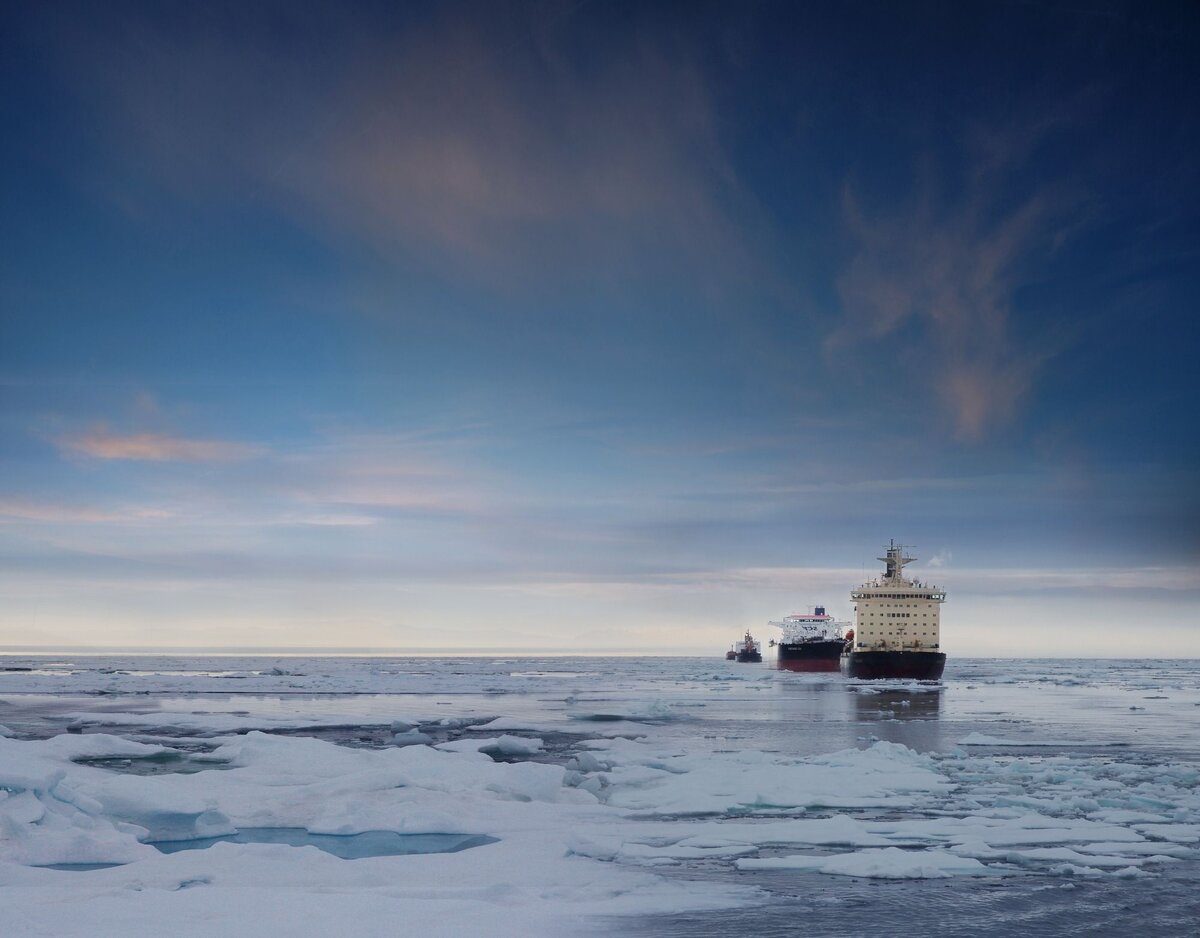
[736,847,996,878]
[437,735,544,757]
[1134,823,1200,843]
[392,729,434,746]
[587,738,952,814]
[4,655,1200,935]
[567,700,684,723]
[0,727,751,937]
[957,732,1122,747]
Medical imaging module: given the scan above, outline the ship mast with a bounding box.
[878,539,916,582]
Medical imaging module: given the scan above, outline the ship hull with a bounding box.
[775,639,844,672]
[735,649,762,663]
[840,650,945,680]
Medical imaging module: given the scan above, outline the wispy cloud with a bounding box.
[926,550,951,568]
[282,514,377,528]
[0,498,171,524]
[947,565,1200,593]
[829,125,1087,440]
[297,35,743,279]
[59,429,264,462]
[271,431,490,518]
[512,563,1200,595]
[48,4,753,289]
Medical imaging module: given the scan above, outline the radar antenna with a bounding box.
[878,539,916,581]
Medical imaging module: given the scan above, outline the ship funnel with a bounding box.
[814,605,826,616]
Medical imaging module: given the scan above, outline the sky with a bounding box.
[2,0,1198,655]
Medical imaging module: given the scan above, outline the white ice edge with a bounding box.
[957,732,1127,748]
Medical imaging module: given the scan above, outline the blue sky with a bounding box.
[2,0,1198,653]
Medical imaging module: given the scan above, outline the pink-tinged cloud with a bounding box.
[44,5,756,290]
[267,431,494,518]
[829,124,1085,441]
[60,430,264,462]
[294,38,747,279]
[287,462,489,517]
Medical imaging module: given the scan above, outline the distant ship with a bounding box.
[729,630,763,663]
[768,607,848,672]
[841,541,946,680]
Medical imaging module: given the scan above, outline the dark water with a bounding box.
[600,867,1200,937]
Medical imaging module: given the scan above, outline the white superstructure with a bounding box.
[769,606,848,644]
[734,633,761,655]
[850,541,945,653]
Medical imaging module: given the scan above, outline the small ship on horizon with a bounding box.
[727,630,762,663]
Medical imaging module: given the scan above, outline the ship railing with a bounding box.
[855,641,938,652]
[851,589,945,601]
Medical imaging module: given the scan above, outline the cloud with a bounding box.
[267,430,491,518]
[283,514,377,528]
[0,499,171,523]
[59,429,264,462]
[947,565,1200,593]
[829,127,1086,440]
[926,550,951,568]
[524,563,1200,595]
[45,3,753,289]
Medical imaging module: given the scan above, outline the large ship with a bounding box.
[768,607,848,672]
[841,541,946,680]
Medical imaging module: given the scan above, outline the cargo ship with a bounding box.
[768,606,848,672]
[730,630,762,663]
[840,541,946,680]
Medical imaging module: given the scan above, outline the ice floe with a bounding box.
[737,847,995,878]
[436,735,545,757]
[0,730,747,936]
[586,738,952,814]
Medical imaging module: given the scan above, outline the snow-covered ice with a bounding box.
[2,655,1199,935]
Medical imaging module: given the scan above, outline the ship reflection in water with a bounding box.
[851,687,943,720]
[774,657,840,673]
[851,686,943,751]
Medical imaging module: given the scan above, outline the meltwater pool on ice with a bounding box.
[149,828,498,858]
[40,830,498,869]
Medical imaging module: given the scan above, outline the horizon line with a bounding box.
[1,645,1198,661]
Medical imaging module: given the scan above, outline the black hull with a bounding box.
[736,651,762,663]
[775,639,844,672]
[840,650,945,680]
